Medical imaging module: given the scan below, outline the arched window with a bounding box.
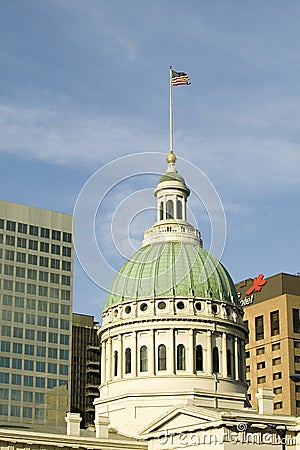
[212,347,219,373]
[140,346,148,372]
[125,348,131,374]
[177,199,182,220]
[114,350,118,377]
[195,345,203,371]
[177,344,186,370]
[158,344,166,371]
[227,349,232,377]
[166,200,174,219]
[159,202,164,220]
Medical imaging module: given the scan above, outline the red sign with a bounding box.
[245,274,267,296]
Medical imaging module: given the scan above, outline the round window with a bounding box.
[211,304,218,314]
[195,302,202,311]
[140,303,148,312]
[125,305,131,314]
[157,301,166,310]
[176,301,185,310]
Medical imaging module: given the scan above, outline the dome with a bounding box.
[105,241,239,308]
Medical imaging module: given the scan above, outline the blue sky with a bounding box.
[1,0,300,321]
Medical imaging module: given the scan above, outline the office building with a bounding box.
[236,272,300,416]
[71,313,100,428]
[0,199,73,425]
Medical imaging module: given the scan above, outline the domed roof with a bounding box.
[105,242,239,309]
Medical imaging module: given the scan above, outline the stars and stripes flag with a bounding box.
[171,69,191,86]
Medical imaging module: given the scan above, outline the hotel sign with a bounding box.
[238,274,267,307]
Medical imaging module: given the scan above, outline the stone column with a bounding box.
[189,329,194,374]
[222,332,227,378]
[234,336,239,380]
[65,412,82,437]
[101,340,106,384]
[119,334,123,378]
[206,330,212,374]
[132,331,137,376]
[168,329,175,374]
[106,338,112,381]
[149,329,155,375]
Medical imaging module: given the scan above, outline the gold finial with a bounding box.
[166,150,177,164]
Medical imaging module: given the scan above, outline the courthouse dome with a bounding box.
[105,241,239,308]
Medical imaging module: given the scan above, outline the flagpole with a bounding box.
[169,65,173,153]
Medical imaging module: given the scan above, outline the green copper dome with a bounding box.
[105,242,239,308]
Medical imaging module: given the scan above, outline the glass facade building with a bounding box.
[0,200,73,425]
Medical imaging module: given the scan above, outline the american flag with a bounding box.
[171,70,191,86]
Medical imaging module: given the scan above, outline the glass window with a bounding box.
[0,219,4,229]
[51,244,60,255]
[50,288,59,299]
[11,389,21,401]
[113,351,118,376]
[2,294,12,306]
[0,388,8,400]
[36,346,46,357]
[50,273,59,284]
[256,347,265,355]
[1,325,11,337]
[24,360,34,371]
[4,264,14,276]
[25,344,34,355]
[257,361,266,369]
[26,298,36,310]
[60,319,69,330]
[38,316,47,327]
[13,343,22,354]
[257,375,266,384]
[270,310,280,336]
[15,281,25,293]
[35,393,44,403]
[15,296,24,308]
[63,232,72,243]
[14,311,24,323]
[28,239,38,251]
[26,314,35,325]
[17,252,26,263]
[36,377,45,388]
[2,310,12,321]
[48,348,58,359]
[27,283,36,295]
[49,332,58,343]
[36,361,46,372]
[0,404,8,415]
[140,346,148,372]
[272,342,280,351]
[39,285,48,297]
[18,223,27,234]
[62,275,70,286]
[5,235,15,246]
[59,364,68,375]
[5,249,14,261]
[3,279,13,291]
[176,344,186,370]
[11,405,21,417]
[51,258,60,269]
[28,254,37,265]
[227,349,232,376]
[23,407,32,418]
[13,327,23,338]
[47,378,57,389]
[61,290,70,300]
[37,331,46,342]
[16,266,25,277]
[17,237,26,248]
[212,346,219,373]
[40,242,49,253]
[125,348,131,374]
[273,372,282,380]
[61,304,70,315]
[158,344,166,371]
[274,402,283,410]
[27,269,37,280]
[0,357,10,368]
[255,315,264,340]
[49,302,59,313]
[62,260,71,271]
[39,256,49,267]
[35,408,45,419]
[1,342,11,352]
[38,300,47,312]
[41,227,50,238]
[60,334,69,345]
[12,358,22,369]
[52,230,61,241]
[49,317,58,328]
[23,391,33,402]
[39,271,48,282]
[25,329,35,340]
[0,233,2,244]
[24,375,33,386]
[0,373,9,384]
[272,357,281,366]
[60,349,69,360]
[293,309,300,333]
[62,246,71,257]
[6,220,16,231]
[29,225,38,236]
[12,374,21,385]
[166,199,174,219]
